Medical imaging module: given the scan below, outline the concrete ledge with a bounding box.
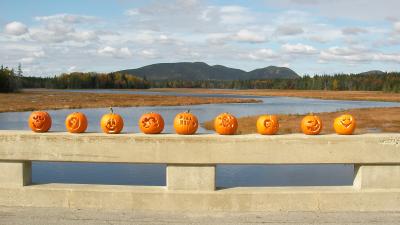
[0,131,399,164]
[0,184,400,212]
[1,130,400,212]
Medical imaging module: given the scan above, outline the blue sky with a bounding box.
[1,0,400,77]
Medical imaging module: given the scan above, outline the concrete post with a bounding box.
[0,161,31,187]
[167,165,215,191]
[353,164,400,189]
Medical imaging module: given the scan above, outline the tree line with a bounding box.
[0,65,22,93]
[2,67,400,93]
[148,73,400,92]
[22,72,150,89]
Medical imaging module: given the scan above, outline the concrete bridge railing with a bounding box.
[0,130,400,212]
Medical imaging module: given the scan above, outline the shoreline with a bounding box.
[148,88,400,102]
[0,90,261,113]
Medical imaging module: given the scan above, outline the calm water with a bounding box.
[1,89,399,187]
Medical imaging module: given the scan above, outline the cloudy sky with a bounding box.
[1,0,400,77]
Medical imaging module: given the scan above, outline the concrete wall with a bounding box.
[0,130,400,212]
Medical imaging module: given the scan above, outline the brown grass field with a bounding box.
[0,90,260,112]
[203,107,400,134]
[150,88,400,102]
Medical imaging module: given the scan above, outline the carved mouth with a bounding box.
[221,116,234,128]
[306,120,320,131]
[106,119,117,130]
[68,117,80,130]
[143,117,158,128]
[32,115,46,129]
[340,119,352,128]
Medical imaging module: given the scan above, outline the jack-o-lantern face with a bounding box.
[65,112,88,133]
[139,112,164,134]
[334,114,356,135]
[100,108,124,134]
[214,112,238,135]
[173,111,198,135]
[257,115,279,135]
[301,114,322,135]
[28,111,52,132]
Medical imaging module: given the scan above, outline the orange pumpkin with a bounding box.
[100,108,124,134]
[214,112,238,135]
[28,111,52,132]
[333,114,356,135]
[139,112,164,134]
[256,115,279,135]
[301,114,323,135]
[65,112,88,133]
[173,110,198,135]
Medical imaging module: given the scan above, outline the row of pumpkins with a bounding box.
[28,108,356,135]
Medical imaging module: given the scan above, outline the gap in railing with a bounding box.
[32,162,166,186]
[32,162,354,187]
[216,164,354,188]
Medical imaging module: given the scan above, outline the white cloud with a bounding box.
[29,27,98,43]
[97,46,132,58]
[69,31,98,42]
[320,46,400,63]
[270,0,400,21]
[125,9,139,16]
[4,21,28,36]
[20,57,35,64]
[219,5,255,24]
[34,14,96,24]
[341,27,368,35]
[394,22,400,32]
[246,48,277,60]
[373,53,400,63]
[68,66,77,72]
[32,50,45,58]
[282,43,317,54]
[206,29,267,45]
[275,24,304,36]
[232,29,266,43]
[138,49,158,59]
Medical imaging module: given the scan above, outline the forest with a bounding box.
[148,73,400,92]
[1,67,400,93]
[0,65,22,93]
[22,72,150,89]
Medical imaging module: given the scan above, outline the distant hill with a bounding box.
[117,62,299,80]
[358,70,386,76]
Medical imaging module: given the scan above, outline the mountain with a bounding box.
[358,70,386,76]
[248,66,299,79]
[358,70,386,75]
[117,62,299,80]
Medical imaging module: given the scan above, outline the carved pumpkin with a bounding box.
[334,114,356,135]
[65,112,88,133]
[256,115,279,135]
[100,107,124,134]
[173,110,198,135]
[214,112,238,135]
[301,114,323,135]
[139,112,164,134]
[28,111,52,132]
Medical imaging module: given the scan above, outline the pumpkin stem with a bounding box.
[187,109,191,113]
[110,107,114,114]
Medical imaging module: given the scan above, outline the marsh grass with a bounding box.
[203,107,400,134]
[0,90,261,112]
